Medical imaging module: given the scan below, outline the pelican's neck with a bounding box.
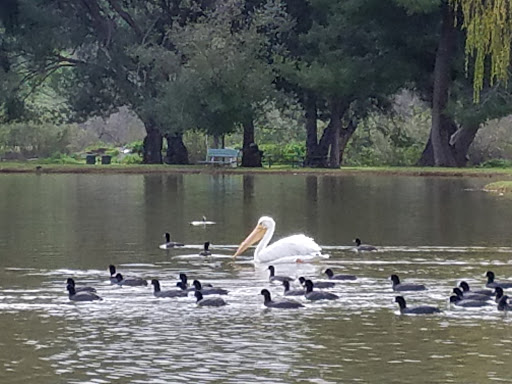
[254,221,275,260]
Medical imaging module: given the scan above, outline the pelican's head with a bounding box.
[233,216,275,257]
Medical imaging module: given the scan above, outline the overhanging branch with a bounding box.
[106,0,143,40]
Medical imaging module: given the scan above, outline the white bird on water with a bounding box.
[190,216,216,226]
[233,216,328,264]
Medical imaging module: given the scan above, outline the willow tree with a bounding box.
[451,0,512,102]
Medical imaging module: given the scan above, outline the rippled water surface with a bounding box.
[2,173,512,383]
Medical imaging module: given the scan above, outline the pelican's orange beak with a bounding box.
[233,224,266,257]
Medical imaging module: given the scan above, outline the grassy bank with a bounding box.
[484,181,512,194]
[2,161,512,178]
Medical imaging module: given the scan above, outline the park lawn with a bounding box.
[2,161,512,178]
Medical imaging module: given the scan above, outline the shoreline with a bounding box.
[1,162,512,178]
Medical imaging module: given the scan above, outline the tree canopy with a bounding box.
[2,0,512,168]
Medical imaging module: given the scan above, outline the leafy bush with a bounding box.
[259,142,305,164]
[470,116,512,165]
[344,99,430,166]
[38,153,82,164]
[182,131,208,163]
[106,148,120,157]
[0,122,76,158]
[478,158,512,168]
[126,140,144,155]
[120,153,143,164]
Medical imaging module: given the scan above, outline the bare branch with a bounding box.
[79,0,113,46]
[106,0,143,40]
[56,54,88,66]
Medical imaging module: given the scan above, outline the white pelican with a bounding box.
[190,216,216,226]
[233,216,328,264]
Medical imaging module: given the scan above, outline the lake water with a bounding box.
[1,173,512,383]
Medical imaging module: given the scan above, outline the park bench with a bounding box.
[198,148,240,167]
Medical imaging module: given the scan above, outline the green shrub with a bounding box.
[182,131,207,163]
[105,148,120,157]
[120,153,143,164]
[0,122,76,158]
[259,142,305,164]
[478,158,512,168]
[38,153,82,164]
[126,140,144,155]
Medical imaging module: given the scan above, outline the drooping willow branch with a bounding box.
[450,0,512,102]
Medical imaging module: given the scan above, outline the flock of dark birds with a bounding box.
[64,234,512,314]
[390,271,512,314]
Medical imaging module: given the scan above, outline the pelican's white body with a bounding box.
[240,216,328,264]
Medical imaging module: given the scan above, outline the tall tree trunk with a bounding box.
[339,121,357,165]
[314,122,334,168]
[328,98,344,168]
[451,122,480,166]
[213,135,220,149]
[417,133,434,166]
[241,118,262,167]
[430,0,457,166]
[142,119,162,164]
[165,133,189,164]
[417,117,477,167]
[304,92,320,167]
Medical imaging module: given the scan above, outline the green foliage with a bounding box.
[469,114,512,165]
[280,0,433,101]
[105,148,119,157]
[38,153,82,164]
[255,102,306,143]
[393,0,440,13]
[119,153,142,164]
[259,142,305,164]
[182,131,211,163]
[0,122,74,157]
[450,0,512,102]
[1,0,511,170]
[478,159,512,168]
[150,0,291,137]
[126,140,143,156]
[484,181,512,193]
[344,96,431,166]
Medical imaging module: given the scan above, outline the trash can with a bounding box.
[101,155,112,165]
[86,155,96,164]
